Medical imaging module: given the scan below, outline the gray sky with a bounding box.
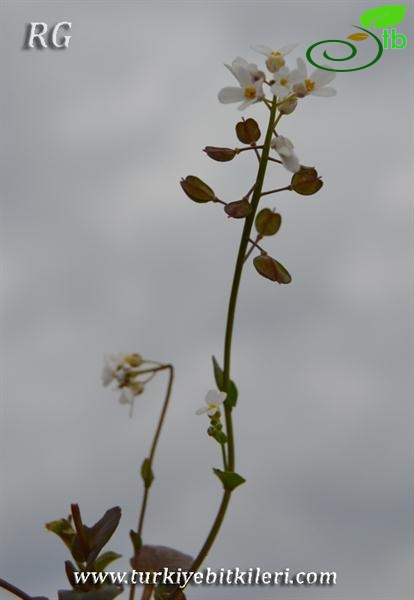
[1,1,413,599]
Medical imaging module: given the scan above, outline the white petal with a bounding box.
[205,390,220,405]
[311,67,336,86]
[296,57,308,76]
[102,366,114,386]
[238,99,255,110]
[218,87,245,104]
[216,391,227,405]
[119,388,134,405]
[282,154,301,173]
[195,406,208,415]
[311,86,337,97]
[252,44,273,56]
[279,42,300,56]
[272,84,290,99]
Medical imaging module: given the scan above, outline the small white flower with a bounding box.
[252,42,299,73]
[102,353,143,387]
[270,66,302,99]
[271,136,301,173]
[102,353,124,386]
[218,57,265,110]
[119,386,135,406]
[196,390,227,416]
[293,58,336,97]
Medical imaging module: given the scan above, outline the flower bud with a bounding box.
[180,175,216,203]
[278,95,298,115]
[255,208,282,236]
[224,199,252,219]
[235,118,261,144]
[291,166,323,195]
[204,146,238,162]
[292,82,308,98]
[253,254,292,284]
[124,353,143,368]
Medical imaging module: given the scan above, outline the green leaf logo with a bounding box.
[360,5,407,29]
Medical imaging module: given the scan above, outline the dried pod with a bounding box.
[291,166,323,195]
[180,176,215,203]
[253,254,292,284]
[235,118,261,144]
[224,199,252,219]
[255,209,282,236]
[204,146,238,162]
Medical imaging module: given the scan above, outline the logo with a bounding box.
[24,22,72,49]
[306,4,407,72]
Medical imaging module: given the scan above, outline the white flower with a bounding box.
[196,390,227,416]
[102,353,125,386]
[252,42,299,73]
[292,58,336,97]
[270,66,302,99]
[218,57,265,110]
[102,353,143,387]
[119,386,135,406]
[271,136,301,173]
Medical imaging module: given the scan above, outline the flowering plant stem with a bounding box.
[129,364,174,600]
[174,97,280,594]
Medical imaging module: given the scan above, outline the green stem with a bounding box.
[129,364,174,600]
[185,98,280,585]
[0,579,34,600]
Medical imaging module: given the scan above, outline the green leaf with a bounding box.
[94,551,122,572]
[46,516,75,551]
[212,356,224,390]
[58,588,123,600]
[225,380,238,409]
[255,209,282,236]
[129,530,142,553]
[71,506,121,566]
[213,468,246,491]
[360,5,407,29]
[141,458,154,488]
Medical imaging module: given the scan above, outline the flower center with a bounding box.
[305,78,315,92]
[244,86,257,100]
[279,77,288,87]
[270,51,282,58]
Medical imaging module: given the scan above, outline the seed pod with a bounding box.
[235,118,261,144]
[291,166,323,195]
[253,254,292,284]
[224,199,252,219]
[180,175,215,203]
[204,146,238,162]
[255,209,282,236]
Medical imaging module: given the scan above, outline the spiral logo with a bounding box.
[306,26,384,72]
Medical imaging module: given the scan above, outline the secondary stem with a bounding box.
[129,364,174,600]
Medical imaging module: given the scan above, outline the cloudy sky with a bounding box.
[1,1,412,599]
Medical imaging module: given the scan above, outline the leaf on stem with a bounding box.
[213,468,246,491]
[46,516,76,551]
[141,458,155,489]
[131,545,193,571]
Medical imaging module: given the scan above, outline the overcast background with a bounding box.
[1,1,413,599]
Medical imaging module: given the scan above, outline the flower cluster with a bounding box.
[102,353,146,412]
[218,43,336,173]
